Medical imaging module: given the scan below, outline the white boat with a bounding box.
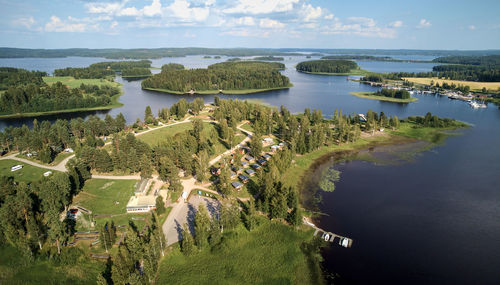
[469,101,487,109]
[341,238,349,248]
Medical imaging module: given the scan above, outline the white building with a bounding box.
[126,196,157,213]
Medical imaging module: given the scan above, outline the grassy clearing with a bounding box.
[388,122,464,144]
[350,92,418,103]
[403,77,500,91]
[137,122,193,146]
[72,179,137,215]
[239,122,254,133]
[143,84,293,95]
[16,151,72,166]
[0,245,104,285]
[157,217,320,284]
[0,159,55,183]
[43,76,120,88]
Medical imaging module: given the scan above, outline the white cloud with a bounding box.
[221,28,270,38]
[86,0,162,18]
[417,19,431,28]
[389,20,403,28]
[229,16,256,27]
[468,25,476,30]
[323,17,396,39]
[45,16,88,32]
[12,17,36,29]
[223,0,299,14]
[324,14,334,20]
[259,18,285,29]
[166,0,210,22]
[143,0,162,17]
[301,3,322,22]
[110,21,118,29]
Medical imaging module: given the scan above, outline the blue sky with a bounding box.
[1,0,499,50]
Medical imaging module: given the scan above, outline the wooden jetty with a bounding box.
[303,217,353,248]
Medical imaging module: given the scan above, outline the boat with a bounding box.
[469,101,487,109]
[340,238,349,248]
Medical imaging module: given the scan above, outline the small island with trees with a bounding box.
[253,56,285,61]
[296,59,368,75]
[350,88,417,103]
[141,61,292,95]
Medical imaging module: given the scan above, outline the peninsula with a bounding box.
[296,59,369,76]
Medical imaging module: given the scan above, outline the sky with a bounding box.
[1,0,499,50]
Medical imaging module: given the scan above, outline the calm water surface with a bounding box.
[0,56,498,284]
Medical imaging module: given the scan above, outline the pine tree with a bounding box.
[194,205,211,250]
[180,224,196,256]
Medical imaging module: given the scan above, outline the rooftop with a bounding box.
[126,195,156,208]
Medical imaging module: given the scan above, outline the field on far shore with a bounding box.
[43,76,120,88]
[403,77,500,91]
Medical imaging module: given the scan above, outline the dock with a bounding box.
[303,217,354,248]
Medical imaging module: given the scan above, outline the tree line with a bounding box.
[54,60,152,79]
[296,59,358,73]
[0,82,120,115]
[0,67,47,90]
[142,61,290,92]
[374,88,411,99]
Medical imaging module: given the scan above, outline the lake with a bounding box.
[0,56,499,284]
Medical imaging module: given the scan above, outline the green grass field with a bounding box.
[388,122,465,144]
[43,76,120,88]
[157,217,321,284]
[239,122,254,133]
[0,245,104,285]
[350,92,418,103]
[137,122,194,146]
[0,159,56,183]
[72,179,137,215]
[16,151,73,166]
[403,77,500,91]
[143,83,293,95]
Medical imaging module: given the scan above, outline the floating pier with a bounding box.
[304,217,353,248]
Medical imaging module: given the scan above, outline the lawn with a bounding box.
[43,76,120,89]
[16,151,73,166]
[0,159,56,183]
[137,122,193,146]
[350,92,418,103]
[72,179,137,215]
[156,217,321,284]
[0,245,104,285]
[403,77,500,91]
[239,122,254,133]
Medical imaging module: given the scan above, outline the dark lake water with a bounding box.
[0,56,499,284]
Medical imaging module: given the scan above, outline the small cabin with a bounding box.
[245,169,256,176]
[270,145,280,152]
[230,171,237,180]
[231,181,243,190]
[262,154,271,160]
[245,155,255,162]
[251,163,261,170]
[238,174,249,183]
[257,159,267,166]
[211,167,221,176]
[241,161,249,168]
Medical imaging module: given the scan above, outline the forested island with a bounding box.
[296,59,366,75]
[350,88,417,103]
[54,60,152,79]
[142,61,291,94]
[0,68,122,118]
[253,56,285,61]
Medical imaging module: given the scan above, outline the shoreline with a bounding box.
[350,91,418,103]
[142,83,293,95]
[296,69,371,76]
